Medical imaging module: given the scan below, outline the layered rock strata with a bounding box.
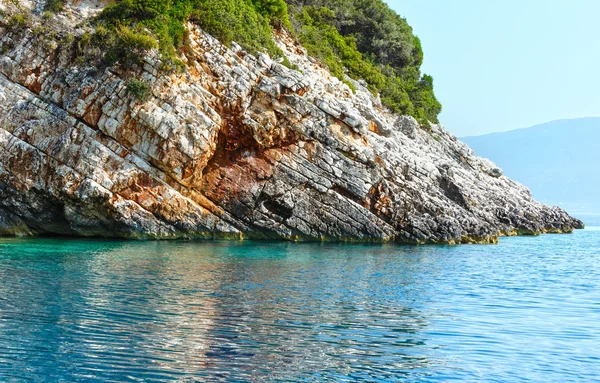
[0,1,583,242]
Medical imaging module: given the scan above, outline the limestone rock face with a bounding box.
[0,2,583,242]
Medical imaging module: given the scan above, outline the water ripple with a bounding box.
[0,221,599,382]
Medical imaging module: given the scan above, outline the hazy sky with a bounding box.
[389,0,600,137]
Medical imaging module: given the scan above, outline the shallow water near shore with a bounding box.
[0,216,598,382]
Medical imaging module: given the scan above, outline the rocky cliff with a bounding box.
[0,1,583,242]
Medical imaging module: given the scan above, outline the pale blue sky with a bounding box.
[389,0,600,136]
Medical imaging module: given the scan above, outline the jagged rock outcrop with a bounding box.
[0,1,583,243]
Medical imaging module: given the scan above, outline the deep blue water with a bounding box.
[0,216,599,382]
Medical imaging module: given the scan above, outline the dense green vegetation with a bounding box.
[94,0,289,70]
[287,0,441,122]
[89,0,440,122]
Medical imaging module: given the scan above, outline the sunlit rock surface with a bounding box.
[0,1,583,242]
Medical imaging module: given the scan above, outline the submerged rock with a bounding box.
[0,2,583,243]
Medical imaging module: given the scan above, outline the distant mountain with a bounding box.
[462,118,600,214]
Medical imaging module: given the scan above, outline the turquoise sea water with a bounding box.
[0,216,599,382]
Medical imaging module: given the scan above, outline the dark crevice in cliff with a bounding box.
[258,196,294,221]
[438,176,470,211]
[331,185,365,208]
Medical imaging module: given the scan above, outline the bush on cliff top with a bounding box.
[189,0,286,57]
[287,0,441,123]
[95,0,289,69]
[94,0,441,122]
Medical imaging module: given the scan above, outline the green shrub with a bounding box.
[88,24,158,68]
[127,78,151,101]
[118,25,158,52]
[44,0,65,13]
[7,13,28,29]
[78,31,91,48]
[190,0,283,57]
[252,0,292,28]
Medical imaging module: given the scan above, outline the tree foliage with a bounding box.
[252,0,291,27]
[286,0,441,123]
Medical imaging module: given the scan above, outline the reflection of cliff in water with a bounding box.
[190,242,436,380]
[0,239,440,381]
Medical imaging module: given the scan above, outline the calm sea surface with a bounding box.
[0,216,599,382]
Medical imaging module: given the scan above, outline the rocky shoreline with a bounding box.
[0,1,583,243]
